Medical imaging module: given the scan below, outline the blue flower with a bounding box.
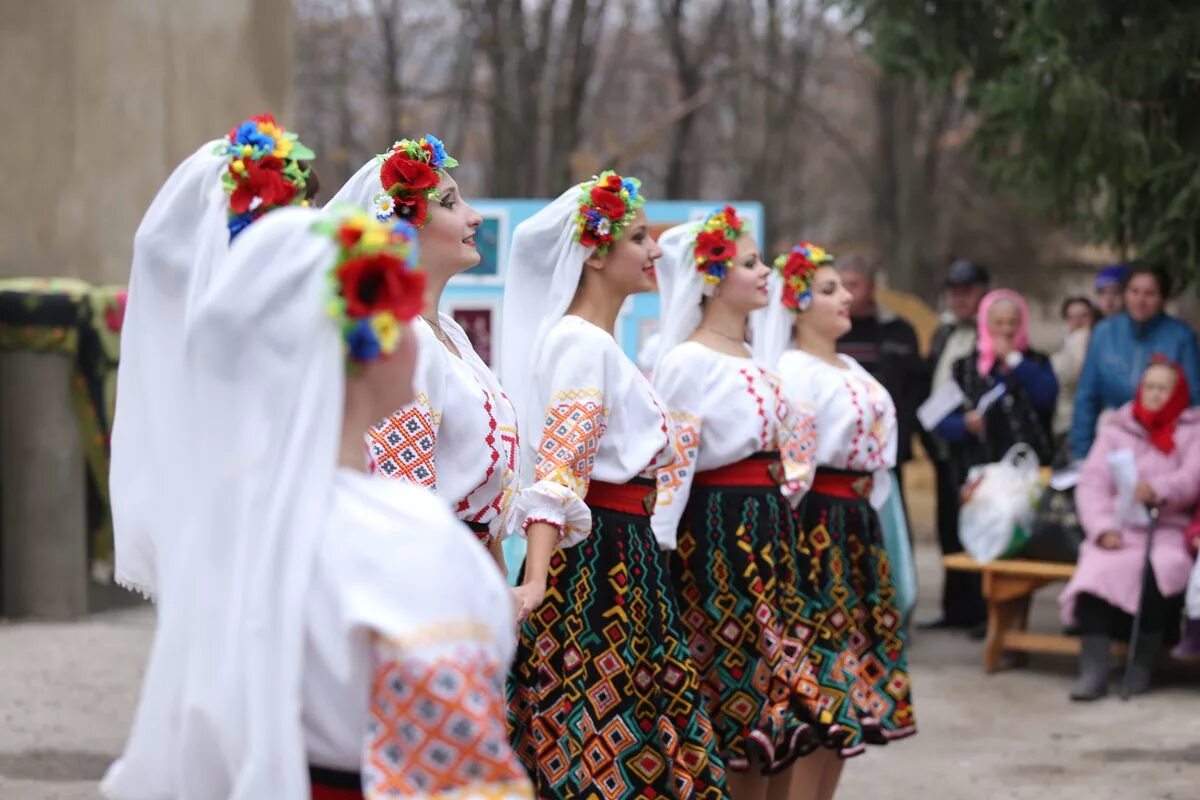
[424,134,448,169]
[346,319,382,361]
[233,121,275,157]
[709,262,728,281]
[227,212,255,240]
[622,178,639,200]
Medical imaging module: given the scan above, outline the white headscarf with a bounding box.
[652,221,707,372]
[102,206,343,800]
[327,155,380,211]
[108,141,229,597]
[500,187,594,477]
[750,269,793,368]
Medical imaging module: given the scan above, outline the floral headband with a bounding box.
[315,208,426,364]
[694,206,746,294]
[373,135,458,228]
[573,170,645,255]
[216,114,315,240]
[774,241,834,312]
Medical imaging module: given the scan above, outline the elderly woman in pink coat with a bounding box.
[1059,360,1200,700]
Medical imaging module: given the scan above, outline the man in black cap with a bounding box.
[919,258,990,634]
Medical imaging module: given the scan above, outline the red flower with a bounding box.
[589,187,627,221]
[380,153,438,193]
[337,253,428,320]
[421,141,435,162]
[721,206,741,229]
[338,225,364,250]
[105,291,127,333]
[579,229,613,249]
[695,230,736,265]
[393,194,430,227]
[229,159,297,214]
[602,173,623,192]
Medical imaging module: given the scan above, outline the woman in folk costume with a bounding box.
[330,136,519,568]
[110,114,315,598]
[102,206,532,800]
[650,208,818,796]
[501,172,728,799]
[753,243,916,800]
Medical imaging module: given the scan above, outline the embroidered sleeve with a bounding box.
[768,371,816,504]
[650,349,705,549]
[365,635,533,800]
[365,324,445,490]
[512,328,608,547]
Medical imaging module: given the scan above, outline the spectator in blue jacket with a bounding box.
[1069,266,1200,460]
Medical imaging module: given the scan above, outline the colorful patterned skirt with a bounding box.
[788,468,917,758]
[672,453,817,773]
[507,479,728,799]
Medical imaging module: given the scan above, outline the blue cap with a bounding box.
[1095,264,1129,289]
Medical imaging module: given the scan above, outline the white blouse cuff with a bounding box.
[515,481,592,548]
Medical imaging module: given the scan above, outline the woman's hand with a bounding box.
[1133,481,1158,507]
[1097,531,1123,550]
[964,410,985,437]
[511,579,546,624]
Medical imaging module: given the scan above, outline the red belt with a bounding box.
[694,452,784,488]
[464,519,491,544]
[586,479,656,517]
[810,468,873,500]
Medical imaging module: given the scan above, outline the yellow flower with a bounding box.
[271,136,293,159]
[361,222,389,250]
[370,311,401,354]
[240,144,254,158]
[231,159,246,174]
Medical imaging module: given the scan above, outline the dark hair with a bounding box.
[301,162,320,202]
[1122,264,1172,298]
[1060,296,1099,324]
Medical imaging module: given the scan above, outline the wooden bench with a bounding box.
[943,553,1127,672]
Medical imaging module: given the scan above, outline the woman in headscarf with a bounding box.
[650,208,817,796]
[501,172,727,799]
[110,114,315,598]
[753,243,917,800]
[1060,359,1200,700]
[329,136,519,572]
[102,206,532,799]
[933,288,1059,490]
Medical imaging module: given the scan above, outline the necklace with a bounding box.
[698,325,746,345]
[422,315,455,351]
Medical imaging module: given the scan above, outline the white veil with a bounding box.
[327,155,381,211]
[499,186,594,477]
[102,206,342,800]
[750,269,793,367]
[652,221,706,372]
[109,140,229,597]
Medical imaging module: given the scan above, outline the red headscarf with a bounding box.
[1132,358,1191,454]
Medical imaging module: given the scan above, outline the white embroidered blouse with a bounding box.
[777,349,898,507]
[301,471,532,799]
[650,342,816,549]
[366,313,520,543]
[513,315,676,547]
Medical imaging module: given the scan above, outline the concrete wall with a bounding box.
[0,0,295,285]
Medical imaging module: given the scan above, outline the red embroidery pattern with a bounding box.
[366,646,532,798]
[367,396,439,490]
[740,368,770,450]
[535,390,606,498]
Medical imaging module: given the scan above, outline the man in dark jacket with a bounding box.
[919,259,990,633]
[836,255,924,467]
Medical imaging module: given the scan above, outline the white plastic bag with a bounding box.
[959,444,1043,563]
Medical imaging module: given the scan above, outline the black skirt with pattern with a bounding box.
[507,499,728,799]
[786,474,917,758]
[672,479,818,774]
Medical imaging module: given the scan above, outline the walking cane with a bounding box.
[1121,504,1160,701]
